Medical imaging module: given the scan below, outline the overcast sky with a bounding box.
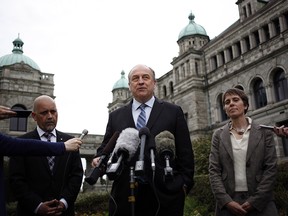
[0,0,239,135]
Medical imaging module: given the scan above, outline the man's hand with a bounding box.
[0,105,16,120]
[36,199,60,215]
[64,138,82,151]
[91,157,101,167]
[54,201,66,215]
[274,126,288,137]
[225,201,247,216]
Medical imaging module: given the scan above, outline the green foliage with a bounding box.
[74,191,109,215]
[192,135,212,175]
[274,161,288,216]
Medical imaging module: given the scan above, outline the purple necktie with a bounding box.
[43,132,55,173]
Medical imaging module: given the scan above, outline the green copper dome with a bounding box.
[113,70,129,90]
[0,36,41,71]
[178,12,207,39]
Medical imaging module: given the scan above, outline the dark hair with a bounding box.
[222,88,249,114]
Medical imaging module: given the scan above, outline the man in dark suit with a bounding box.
[0,105,82,216]
[9,96,83,216]
[92,64,194,216]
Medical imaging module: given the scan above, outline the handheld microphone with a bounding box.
[79,129,89,140]
[147,134,156,171]
[155,130,175,178]
[106,128,140,180]
[85,131,120,185]
[134,127,150,176]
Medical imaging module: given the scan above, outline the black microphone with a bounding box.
[85,131,120,185]
[106,128,140,180]
[147,134,156,171]
[134,127,150,176]
[155,130,175,178]
[79,129,89,140]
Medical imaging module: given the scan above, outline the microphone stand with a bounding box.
[128,166,136,216]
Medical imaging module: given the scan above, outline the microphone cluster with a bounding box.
[84,127,176,185]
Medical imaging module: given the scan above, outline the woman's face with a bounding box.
[224,93,247,119]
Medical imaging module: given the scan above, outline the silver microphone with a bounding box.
[79,129,89,140]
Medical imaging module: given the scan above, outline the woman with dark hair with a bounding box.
[209,88,278,216]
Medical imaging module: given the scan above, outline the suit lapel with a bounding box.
[246,123,262,162]
[146,99,164,130]
[221,125,234,160]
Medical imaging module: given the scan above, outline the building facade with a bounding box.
[111,0,288,160]
[0,0,287,165]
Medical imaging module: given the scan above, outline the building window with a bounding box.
[211,55,218,70]
[253,79,267,109]
[218,93,228,122]
[163,85,167,97]
[169,81,174,94]
[263,24,270,41]
[10,105,29,132]
[244,36,250,52]
[274,69,288,102]
[227,46,233,61]
[253,30,260,47]
[219,51,225,65]
[272,17,281,36]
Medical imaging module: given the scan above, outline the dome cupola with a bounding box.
[112,70,129,90]
[0,35,41,71]
[178,12,207,40]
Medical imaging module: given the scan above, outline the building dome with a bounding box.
[178,12,207,40]
[112,70,129,90]
[0,36,41,71]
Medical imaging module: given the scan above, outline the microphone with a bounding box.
[106,128,140,180]
[84,131,120,185]
[155,130,175,178]
[147,134,156,172]
[134,127,150,176]
[79,129,89,140]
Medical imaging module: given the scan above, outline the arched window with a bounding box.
[253,79,267,109]
[163,85,167,97]
[218,93,228,122]
[274,69,288,102]
[169,81,174,94]
[10,105,29,132]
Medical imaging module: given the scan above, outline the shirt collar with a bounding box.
[37,126,56,138]
[132,96,155,110]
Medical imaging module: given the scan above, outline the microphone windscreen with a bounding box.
[147,134,156,150]
[155,130,175,159]
[139,127,150,137]
[102,131,120,155]
[114,128,140,161]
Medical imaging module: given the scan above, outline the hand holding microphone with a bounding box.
[64,129,88,151]
[85,131,120,185]
[155,130,175,179]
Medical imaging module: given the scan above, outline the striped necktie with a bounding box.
[136,104,146,130]
[43,132,55,173]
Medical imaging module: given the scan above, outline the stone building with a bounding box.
[0,0,287,173]
[110,0,288,160]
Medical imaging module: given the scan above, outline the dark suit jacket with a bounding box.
[209,121,277,212]
[9,129,83,216]
[0,133,66,216]
[97,98,194,216]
